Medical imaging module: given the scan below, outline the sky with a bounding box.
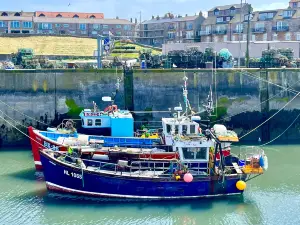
[2,0,289,21]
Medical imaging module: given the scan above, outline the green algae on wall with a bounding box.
[65,98,84,117]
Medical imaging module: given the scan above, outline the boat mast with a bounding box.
[111,77,121,105]
[182,73,192,117]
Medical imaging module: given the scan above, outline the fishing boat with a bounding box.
[28,75,232,170]
[39,127,268,200]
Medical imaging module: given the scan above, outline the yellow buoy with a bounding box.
[175,175,181,181]
[236,180,246,191]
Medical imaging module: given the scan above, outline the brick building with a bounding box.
[0,10,135,38]
[137,12,205,47]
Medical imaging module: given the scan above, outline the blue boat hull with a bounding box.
[40,152,246,200]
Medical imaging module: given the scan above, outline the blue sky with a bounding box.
[2,0,289,21]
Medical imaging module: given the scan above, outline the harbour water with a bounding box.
[0,146,300,225]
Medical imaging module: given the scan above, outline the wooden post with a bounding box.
[259,69,270,142]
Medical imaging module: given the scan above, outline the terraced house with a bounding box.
[138,12,205,47]
[0,11,134,37]
[250,0,300,41]
[199,3,251,43]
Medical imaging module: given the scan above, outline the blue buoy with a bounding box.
[259,156,264,167]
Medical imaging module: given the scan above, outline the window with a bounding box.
[103,24,108,29]
[297,33,300,41]
[73,14,79,18]
[92,31,97,35]
[95,119,101,126]
[0,21,5,27]
[39,14,45,17]
[255,23,264,29]
[38,23,52,30]
[230,9,236,15]
[263,33,267,41]
[55,24,60,27]
[182,125,187,134]
[252,34,256,41]
[23,21,32,28]
[175,125,179,134]
[285,32,291,41]
[293,2,297,8]
[90,15,96,19]
[87,119,93,126]
[14,12,21,16]
[273,33,278,41]
[259,12,274,20]
[116,31,122,36]
[103,30,109,34]
[63,24,69,28]
[81,119,84,126]
[206,36,210,42]
[1,12,8,16]
[182,147,207,160]
[243,34,247,41]
[216,17,223,23]
[70,31,75,34]
[214,10,219,16]
[11,21,20,28]
[283,10,293,18]
[190,125,195,134]
[236,23,243,32]
[213,36,218,42]
[168,32,175,39]
[226,17,231,21]
[93,24,100,30]
[223,35,227,42]
[116,24,122,29]
[166,124,171,133]
[186,31,193,39]
[79,24,86,30]
[56,14,62,18]
[232,35,235,41]
[186,22,193,30]
[81,31,87,34]
[124,25,131,30]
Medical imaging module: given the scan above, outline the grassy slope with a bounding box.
[110,42,162,59]
[0,36,97,56]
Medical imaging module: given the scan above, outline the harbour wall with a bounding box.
[1,68,300,147]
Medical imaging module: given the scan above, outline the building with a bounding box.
[137,12,205,47]
[199,3,251,43]
[0,10,135,38]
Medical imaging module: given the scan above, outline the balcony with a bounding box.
[232,29,243,34]
[212,29,227,35]
[251,27,266,33]
[199,30,212,36]
[272,26,289,32]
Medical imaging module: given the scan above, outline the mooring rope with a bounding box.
[260,111,300,146]
[0,98,51,127]
[239,92,300,139]
[0,109,28,129]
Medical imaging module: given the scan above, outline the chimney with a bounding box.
[135,18,137,23]
[130,18,132,23]
[116,16,119,19]
[156,15,159,20]
[199,11,203,17]
[185,14,188,17]
[152,15,154,19]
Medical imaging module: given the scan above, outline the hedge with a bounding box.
[112,50,140,53]
[114,46,136,50]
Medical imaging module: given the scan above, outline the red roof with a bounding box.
[35,11,104,19]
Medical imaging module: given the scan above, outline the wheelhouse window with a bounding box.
[190,125,195,134]
[174,125,179,134]
[87,119,93,126]
[166,124,171,133]
[95,119,101,126]
[81,119,84,126]
[182,125,187,134]
[182,147,207,160]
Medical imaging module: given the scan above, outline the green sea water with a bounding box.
[0,146,299,225]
